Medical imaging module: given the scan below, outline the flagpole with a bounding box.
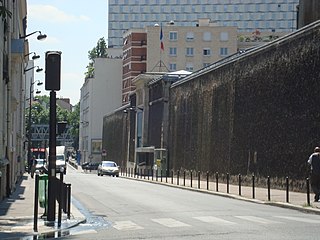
[160,23,164,71]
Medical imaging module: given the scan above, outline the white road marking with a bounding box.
[71,229,97,235]
[235,216,281,224]
[275,216,320,224]
[151,218,190,228]
[113,221,144,230]
[193,216,236,225]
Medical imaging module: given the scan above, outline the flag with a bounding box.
[160,25,164,51]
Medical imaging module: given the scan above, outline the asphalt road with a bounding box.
[61,168,320,240]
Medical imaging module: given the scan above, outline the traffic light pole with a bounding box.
[45,51,62,224]
[47,90,57,223]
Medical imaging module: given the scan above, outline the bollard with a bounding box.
[190,170,193,188]
[252,174,255,199]
[152,169,154,181]
[67,184,71,219]
[216,172,219,192]
[171,170,174,184]
[58,171,64,227]
[34,171,40,232]
[227,173,230,193]
[166,169,168,183]
[267,176,271,201]
[161,169,163,182]
[184,170,186,186]
[156,169,158,181]
[177,170,180,185]
[239,174,242,196]
[143,169,146,179]
[206,171,209,190]
[198,171,200,189]
[306,178,310,206]
[148,169,150,180]
[286,176,289,203]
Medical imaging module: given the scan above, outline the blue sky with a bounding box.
[27,0,108,105]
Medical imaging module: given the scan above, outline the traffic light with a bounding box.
[45,51,62,91]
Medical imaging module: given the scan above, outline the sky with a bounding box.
[27,0,108,106]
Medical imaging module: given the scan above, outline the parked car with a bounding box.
[82,162,100,171]
[97,161,119,177]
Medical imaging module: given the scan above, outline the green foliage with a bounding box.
[26,95,80,148]
[84,37,108,79]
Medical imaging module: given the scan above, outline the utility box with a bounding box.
[38,174,48,209]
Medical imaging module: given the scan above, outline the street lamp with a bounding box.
[27,80,43,173]
[25,52,40,60]
[20,31,47,41]
[24,66,43,73]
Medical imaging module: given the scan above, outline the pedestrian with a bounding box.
[307,147,320,202]
[30,156,37,178]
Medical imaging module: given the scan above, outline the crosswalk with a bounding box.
[111,215,320,231]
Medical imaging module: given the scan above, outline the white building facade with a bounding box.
[79,49,123,164]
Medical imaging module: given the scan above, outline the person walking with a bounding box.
[307,147,320,202]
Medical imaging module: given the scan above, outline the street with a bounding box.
[62,167,320,240]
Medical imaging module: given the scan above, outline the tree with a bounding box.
[84,37,108,79]
[26,95,80,149]
[67,103,80,149]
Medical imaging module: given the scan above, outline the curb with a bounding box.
[121,176,320,215]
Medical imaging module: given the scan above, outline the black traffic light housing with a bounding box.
[45,51,62,91]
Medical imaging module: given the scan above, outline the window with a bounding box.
[220,47,228,56]
[169,63,177,71]
[169,47,177,56]
[186,32,194,41]
[169,31,178,41]
[203,32,212,41]
[220,32,229,41]
[186,47,194,56]
[203,48,211,56]
[185,63,193,71]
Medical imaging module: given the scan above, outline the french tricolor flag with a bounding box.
[160,25,164,51]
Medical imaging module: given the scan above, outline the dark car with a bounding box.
[82,162,100,171]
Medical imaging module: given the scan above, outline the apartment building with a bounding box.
[0,1,30,199]
[147,19,238,72]
[122,30,147,104]
[108,0,299,47]
[121,19,237,104]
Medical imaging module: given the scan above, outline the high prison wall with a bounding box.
[169,21,320,178]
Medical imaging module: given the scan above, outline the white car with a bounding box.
[97,161,119,177]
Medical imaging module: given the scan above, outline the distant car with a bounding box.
[97,161,119,177]
[31,159,47,177]
[82,162,100,171]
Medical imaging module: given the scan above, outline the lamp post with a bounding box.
[27,80,43,170]
[20,31,47,40]
[25,52,40,60]
[24,66,43,73]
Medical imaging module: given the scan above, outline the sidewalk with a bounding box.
[0,170,85,240]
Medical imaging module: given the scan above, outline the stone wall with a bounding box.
[169,20,320,179]
[102,110,128,168]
